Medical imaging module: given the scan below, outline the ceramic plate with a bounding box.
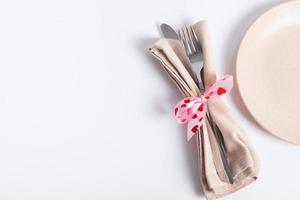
[236,1,300,144]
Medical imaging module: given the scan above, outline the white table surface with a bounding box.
[0,0,298,199]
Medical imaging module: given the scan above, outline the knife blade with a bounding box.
[160,23,179,40]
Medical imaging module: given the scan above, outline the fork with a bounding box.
[178,25,234,184]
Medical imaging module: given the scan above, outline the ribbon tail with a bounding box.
[203,75,233,99]
[186,108,206,141]
[187,126,196,141]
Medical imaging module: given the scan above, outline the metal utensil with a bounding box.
[181,25,234,184]
[162,23,234,184]
[160,23,180,40]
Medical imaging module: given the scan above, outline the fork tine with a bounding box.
[178,25,200,58]
[186,26,197,55]
[183,27,193,56]
[190,26,201,53]
[182,28,192,56]
[178,29,189,56]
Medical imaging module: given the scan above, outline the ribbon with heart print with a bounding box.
[174,75,233,141]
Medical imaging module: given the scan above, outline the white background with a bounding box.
[0,0,298,199]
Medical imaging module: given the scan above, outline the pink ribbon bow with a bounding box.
[174,75,233,141]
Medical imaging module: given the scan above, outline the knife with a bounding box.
[160,23,179,40]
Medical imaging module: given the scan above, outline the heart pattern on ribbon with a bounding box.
[174,75,233,140]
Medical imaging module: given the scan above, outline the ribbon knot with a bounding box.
[174,75,233,141]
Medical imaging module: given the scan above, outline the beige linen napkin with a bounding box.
[149,20,259,199]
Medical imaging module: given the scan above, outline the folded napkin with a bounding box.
[149,21,259,199]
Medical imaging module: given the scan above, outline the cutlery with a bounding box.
[161,23,234,184]
[160,23,179,40]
